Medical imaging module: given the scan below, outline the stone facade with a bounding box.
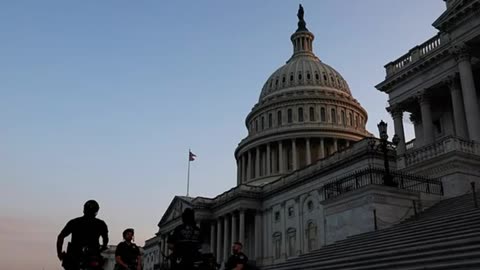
[376,0,480,197]
[151,2,480,268]
[143,236,161,270]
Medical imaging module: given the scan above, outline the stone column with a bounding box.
[254,211,263,260]
[210,222,216,254]
[292,139,298,170]
[453,44,480,141]
[333,139,338,153]
[162,236,167,262]
[266,143,271,176]
[262,210,269,260]
[266,209,272,259]
[247,151,252,181]
[165,234,169,256]
[345,140,350,147]
[255,147,260,178]
[281,203,287,259]
[306,138,312,165]
[216,219,222,262]
[295,198,302,255]
[239,210,246,245]
[447,76,468,139]
[390,106,406,155]
[319,138,325,159]
[418,92,435,145]
[278,141,284,173]
[241,155,246,183]
[237,159,241,186]
[231,213,238,243]
[223,215,231,261]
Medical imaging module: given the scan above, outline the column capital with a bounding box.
[415,90,431,104]
[409,112,421,124]
[444,74,461,91]
[450,43,471,62]
[386,104,403,118]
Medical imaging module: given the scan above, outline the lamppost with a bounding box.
[376,120,400,187]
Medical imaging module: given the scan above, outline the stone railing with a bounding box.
[385,33,447,77]
[405,139,415,150]
[403,136,480,167]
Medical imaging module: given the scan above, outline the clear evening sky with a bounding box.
[0,1,444,269]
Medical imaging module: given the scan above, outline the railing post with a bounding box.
[426,180,431,193]
[471,182,478,208]
[412,200,418,219]
[373,209,378,231]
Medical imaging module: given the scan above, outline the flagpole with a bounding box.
[187,148,191,197]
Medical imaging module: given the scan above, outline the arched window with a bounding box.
[298,108,304,122]
[331,109,337,124]
[288,206,295,217]
[309,107,315,121]
[278,111,283,126]
[261,116,265,130]
[269,113,273,128]
[341,111,346,126]
[349,112,353,126]
[288,109,293,123]
[320,107,326,122]
[255,120,259,131]
[315,72,320,80]
[307,72,311,80]
[307,200,314,211]
[307,222,317,251]
[354,115,358,128]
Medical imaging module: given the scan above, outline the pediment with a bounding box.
[158,196,193,226]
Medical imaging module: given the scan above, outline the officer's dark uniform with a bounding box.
[60,216,109,270]
[115,241,141,270]
[168,223,202,270]
[225,252,248,270]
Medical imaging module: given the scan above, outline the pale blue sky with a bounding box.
[0,1,445,269]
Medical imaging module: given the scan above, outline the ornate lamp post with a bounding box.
[377,120,400,187]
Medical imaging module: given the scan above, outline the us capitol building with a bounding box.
[143,1,480,269]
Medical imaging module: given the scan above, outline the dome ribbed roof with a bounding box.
[259,56,352,101]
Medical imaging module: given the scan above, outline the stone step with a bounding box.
[402,206,479,221]
[298,228,480,262]
[340,209,480,242]
[281,230,480,267]
[264,237,480,270]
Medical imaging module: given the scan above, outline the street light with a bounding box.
[376,120,399,187]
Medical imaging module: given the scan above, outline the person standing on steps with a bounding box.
[224,242,248,270]
[57,200,109,270]
[168,208,202,270]
[115,228,142,270]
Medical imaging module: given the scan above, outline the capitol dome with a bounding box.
[235,5,370,186]
[259,48,352,101]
